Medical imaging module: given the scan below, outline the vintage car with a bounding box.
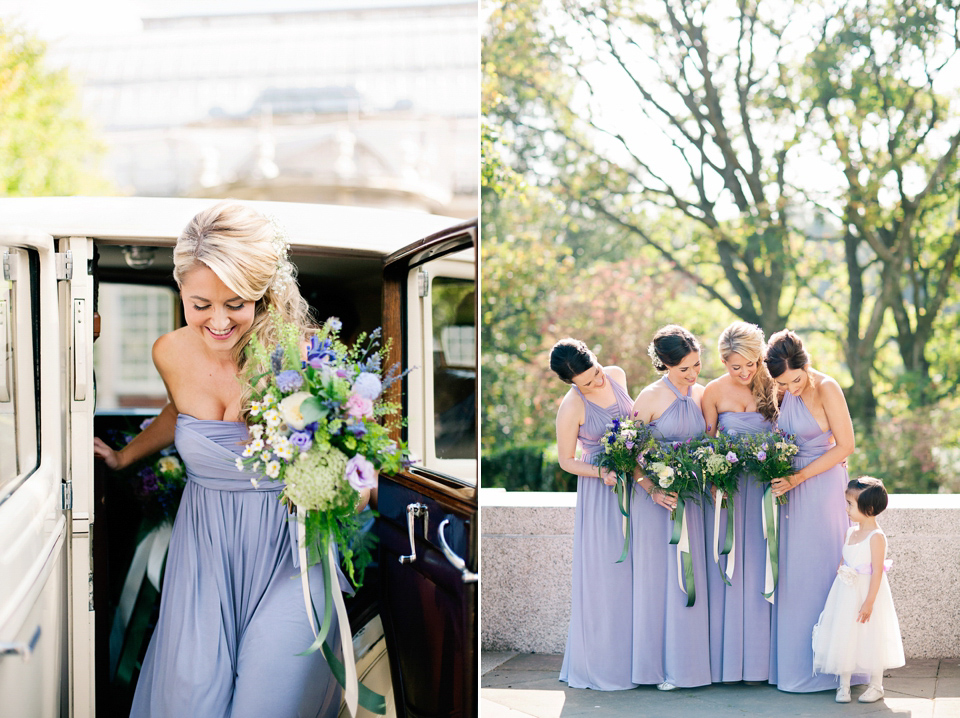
[0,197,477,718]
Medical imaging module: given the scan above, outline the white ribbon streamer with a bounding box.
[297,512,360,717]
[712,490,736,583]
[676,508,690,595]
[761,492,779,604]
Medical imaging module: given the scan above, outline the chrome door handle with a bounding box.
[0,626,41,663]
[398,503,429,564]
[438,519,478,583]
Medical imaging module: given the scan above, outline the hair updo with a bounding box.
[847,476,888,517]
[718,321,778,423]
[549,338,597,383]
[173,200,315,415]
[764,329,809,379]
[648,325,701,372]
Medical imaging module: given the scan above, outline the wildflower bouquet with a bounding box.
[694,432,745,586]
[740,429,800,506]
[645,436,707,607]
[596,417,656,563]
[738,429,799,603]
[238,312,407,715]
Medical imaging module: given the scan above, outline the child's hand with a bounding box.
[857,601,874,623]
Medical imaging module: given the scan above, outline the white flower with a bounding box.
[263,409,283,428]
[837,565,857,586]
[262,392,278,408]
[279,391,313,430]
[249,424,264,439]
[274,438,295,461]
[235,457,245,470]
[265,460,281,479]
[261,451,272,462]
[250,477,260,489]
[242,445,256,458]
[659,476,675,489]
[249,438,265,453]
[158,456,181,474]
[249,401,263,417]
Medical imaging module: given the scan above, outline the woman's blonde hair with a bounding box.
[718,321,777,423]
[173,200,315,414]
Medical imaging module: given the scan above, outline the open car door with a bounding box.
[378,219,477,718]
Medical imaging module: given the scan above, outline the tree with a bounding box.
[0,21,109,196]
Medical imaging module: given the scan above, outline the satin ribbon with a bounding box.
[712,489,735,586]
[296,511,385,716]
[668,496,696,607]
[848,559,892,574]
[612,469,633,563]
[761,485,780,604]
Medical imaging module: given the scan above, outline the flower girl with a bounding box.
[812,476,905,703]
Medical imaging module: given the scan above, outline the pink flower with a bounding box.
[345,393,373,418]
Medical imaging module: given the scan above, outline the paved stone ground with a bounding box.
[481,653,960,717]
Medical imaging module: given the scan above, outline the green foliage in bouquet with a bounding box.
[739,429,800,506]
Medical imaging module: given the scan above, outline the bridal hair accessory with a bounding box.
[267,214,293,293]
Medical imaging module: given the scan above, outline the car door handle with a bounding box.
[0,625,41,663]
[438,519,478,583]
[398,502,429,564]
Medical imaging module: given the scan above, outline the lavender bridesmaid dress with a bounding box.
[130,415,341,718]
[703,412,773,682]
[631,377,711,687]
[768,393,853,692]
[559,379,637,691]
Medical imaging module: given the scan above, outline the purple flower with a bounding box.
[140,467,158,494]
[275,370,304,393]
[345,455,377,491]
[139,417,155,431]
[726,451,739,463]
[327,317,343,332]
[306,335,335,369]
[270,346,285,373]
[625,441,634,450]
[756,450,767,461]
[673,442,681,449]
[607,434,616,444]
[336,368,350,379]
[290,430,313,452]
[352,372,382,400]
[346,422,368,438]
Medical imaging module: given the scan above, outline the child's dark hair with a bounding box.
[847,476,888,517]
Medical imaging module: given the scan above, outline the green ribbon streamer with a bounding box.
[762,484,780,600]
[681,549,696,607]
[613,470,633,564]
[717,499,734,587]
[298,536,387,714]
[669,495,684,545]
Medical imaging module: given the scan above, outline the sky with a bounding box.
[0,0,142,39]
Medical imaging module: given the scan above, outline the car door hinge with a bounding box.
[417,269,429,298]
[61,481,73,511]
[56,251,73,281]
[2,251,13,281]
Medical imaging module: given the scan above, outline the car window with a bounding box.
[432,276,475,460]
[0,247,39,494]
[93,283,177,411]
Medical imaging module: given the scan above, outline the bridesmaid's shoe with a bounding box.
[858,686,884,703]
[657,682,677,691]
[835,686,852,703]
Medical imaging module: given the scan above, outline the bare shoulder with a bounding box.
[691,382,706,401]
[814,371,846,403]
[871,530,887,548]
[702,375,726,399]
[153,328,190,368]
[605,364,627,385]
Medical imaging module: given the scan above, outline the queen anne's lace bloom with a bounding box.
[283,446,354,512]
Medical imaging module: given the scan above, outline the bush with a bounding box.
[480,443,577,491]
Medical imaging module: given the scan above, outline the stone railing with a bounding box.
[480,489,960,658]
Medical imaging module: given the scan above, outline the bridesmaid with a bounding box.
[631,325,711,690]
[701,322,777,683]
[551,338,637,691]
[764,330,856,692]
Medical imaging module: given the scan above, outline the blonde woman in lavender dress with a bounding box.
[764,329,857,693]
[701,322,778,683]
[551,338,637,691]
[631,325,711,690]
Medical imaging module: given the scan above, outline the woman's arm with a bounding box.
[630,385,677,511]
[776,377,855,495]
[701,382,720,438]
[556,394,616,486]
[857,532,886,623]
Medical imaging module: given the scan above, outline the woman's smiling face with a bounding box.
[722,351,757,386]
[571,364,605,393]
[773,366,808,396]
[180,264,255,354]
[666,350,701,387]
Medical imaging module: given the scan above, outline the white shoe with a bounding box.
[858,685,884,703]
[657,681,677,691]
[836,686,851,703]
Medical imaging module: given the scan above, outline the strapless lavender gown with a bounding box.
[703,411,772,682]
[768,393,853,692]
[559,379,637,691]
[130,415,341,718]
[631,377,711,687]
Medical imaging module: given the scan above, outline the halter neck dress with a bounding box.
[130,415,342,718]
[559,376,637,691]
[768,392,856,692]
[630,377,711,687]
[703,411,773,682]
